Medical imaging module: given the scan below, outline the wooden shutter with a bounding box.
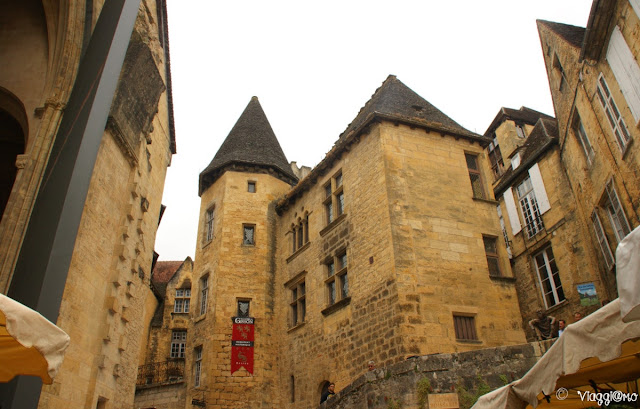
[607,26,640,123]
[503,188,522,235]
[529,163,551,214]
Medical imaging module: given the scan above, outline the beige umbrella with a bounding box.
[0,294,70,384]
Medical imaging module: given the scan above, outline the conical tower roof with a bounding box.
[199,97,298,195]
[339,75,480,141]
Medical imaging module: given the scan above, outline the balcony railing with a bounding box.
[136,360,185,387]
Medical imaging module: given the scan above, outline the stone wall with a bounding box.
[134,382,187,409]
[320,341,553,409]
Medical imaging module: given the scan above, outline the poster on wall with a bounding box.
[577,283,599,306]
[231,317,254,374]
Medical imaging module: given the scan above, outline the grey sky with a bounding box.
[156,0,593,261]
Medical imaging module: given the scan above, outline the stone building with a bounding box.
[0,1,175,408]
[137,76,528,409]
[536,0,640,294]
[485,110,615,340]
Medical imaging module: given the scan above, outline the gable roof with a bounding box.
[339,75,480,141]
[494,118,559,195]
[277,75,486,212]
[537,20,586,49]
[484,106,554,137]
[199,97,298,195]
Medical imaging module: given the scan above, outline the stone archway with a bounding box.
[0,89,27,221]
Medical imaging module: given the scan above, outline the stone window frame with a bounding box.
[596,179,632,246]
[194,346,203,387]
[324,249,348,308]
[248,180,256,193]
[204,206,215,243]
[591,209,615,270]
[453,314,479,342]
[516,176,544,239]
[487,136,505,178]
[173,288,191,313]
[482,235,501,277]
[199,274,209,316]
[288,276,306,328]
[323,170,345,226]
[533,244,565,309]
[242,224,256,246]
[596,73,631,154]
[464,152,486,200]
[572,111,596,166]
[170,330,187,358]
[291,212,310,254]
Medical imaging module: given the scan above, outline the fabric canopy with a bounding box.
[473,226,640,409]
[0,294,70,384]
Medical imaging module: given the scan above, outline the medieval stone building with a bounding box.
[0,1,175,408]
[135,1,640,408]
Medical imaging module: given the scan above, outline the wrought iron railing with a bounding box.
[136,360,185,387]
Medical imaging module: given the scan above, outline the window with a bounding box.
[290,280,306,327]
[534,246,565,309]
[597,74,631,152]
[606,26,640,122]
[194,347,202,387]
[174,288,191,313]
[604,180,631,243]
[552,54,568,91]
[291,375,295,403]
[483,236,500,277]
[515,124,527,139]
[237,300,250,318]
[496,205,512,259]
[573,113,595,165]
[323,171,345,225]
[465,153,486,199]
[487,138,505,178]
[170,331,187,358]
[199,275,209,316]
[248,181,256,193]
[516,176,544,238]
[592,210,615,269]
[291,213,310,253]
[205,208,214,242]
[453,315,478,341]
[243,224,255,246]
[326,251,348,306]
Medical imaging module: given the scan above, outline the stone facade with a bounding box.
[0,1,175,408]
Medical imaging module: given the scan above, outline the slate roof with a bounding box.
[494,118,559,195]
[199,97,298,195]
[277,75,485,212]
[339,75,481,141]
[484,106,554,137]
[537,20,586,49]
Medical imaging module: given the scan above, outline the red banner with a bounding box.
[231,317,254,374]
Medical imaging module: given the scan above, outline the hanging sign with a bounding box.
[231,317,254,374]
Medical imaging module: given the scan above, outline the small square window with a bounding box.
[453,315,478,341]
[237,300,250,317]
[248,181,256,193]
[243,225,255,245]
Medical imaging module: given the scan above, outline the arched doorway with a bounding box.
[0,107,25,219]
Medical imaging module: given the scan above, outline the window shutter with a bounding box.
[606,26,640,123]
[528,163,551,214]
[503,188,522,235]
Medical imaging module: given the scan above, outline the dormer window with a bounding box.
[511,153,521,169]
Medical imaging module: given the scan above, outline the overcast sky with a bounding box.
[156,0,593,261]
